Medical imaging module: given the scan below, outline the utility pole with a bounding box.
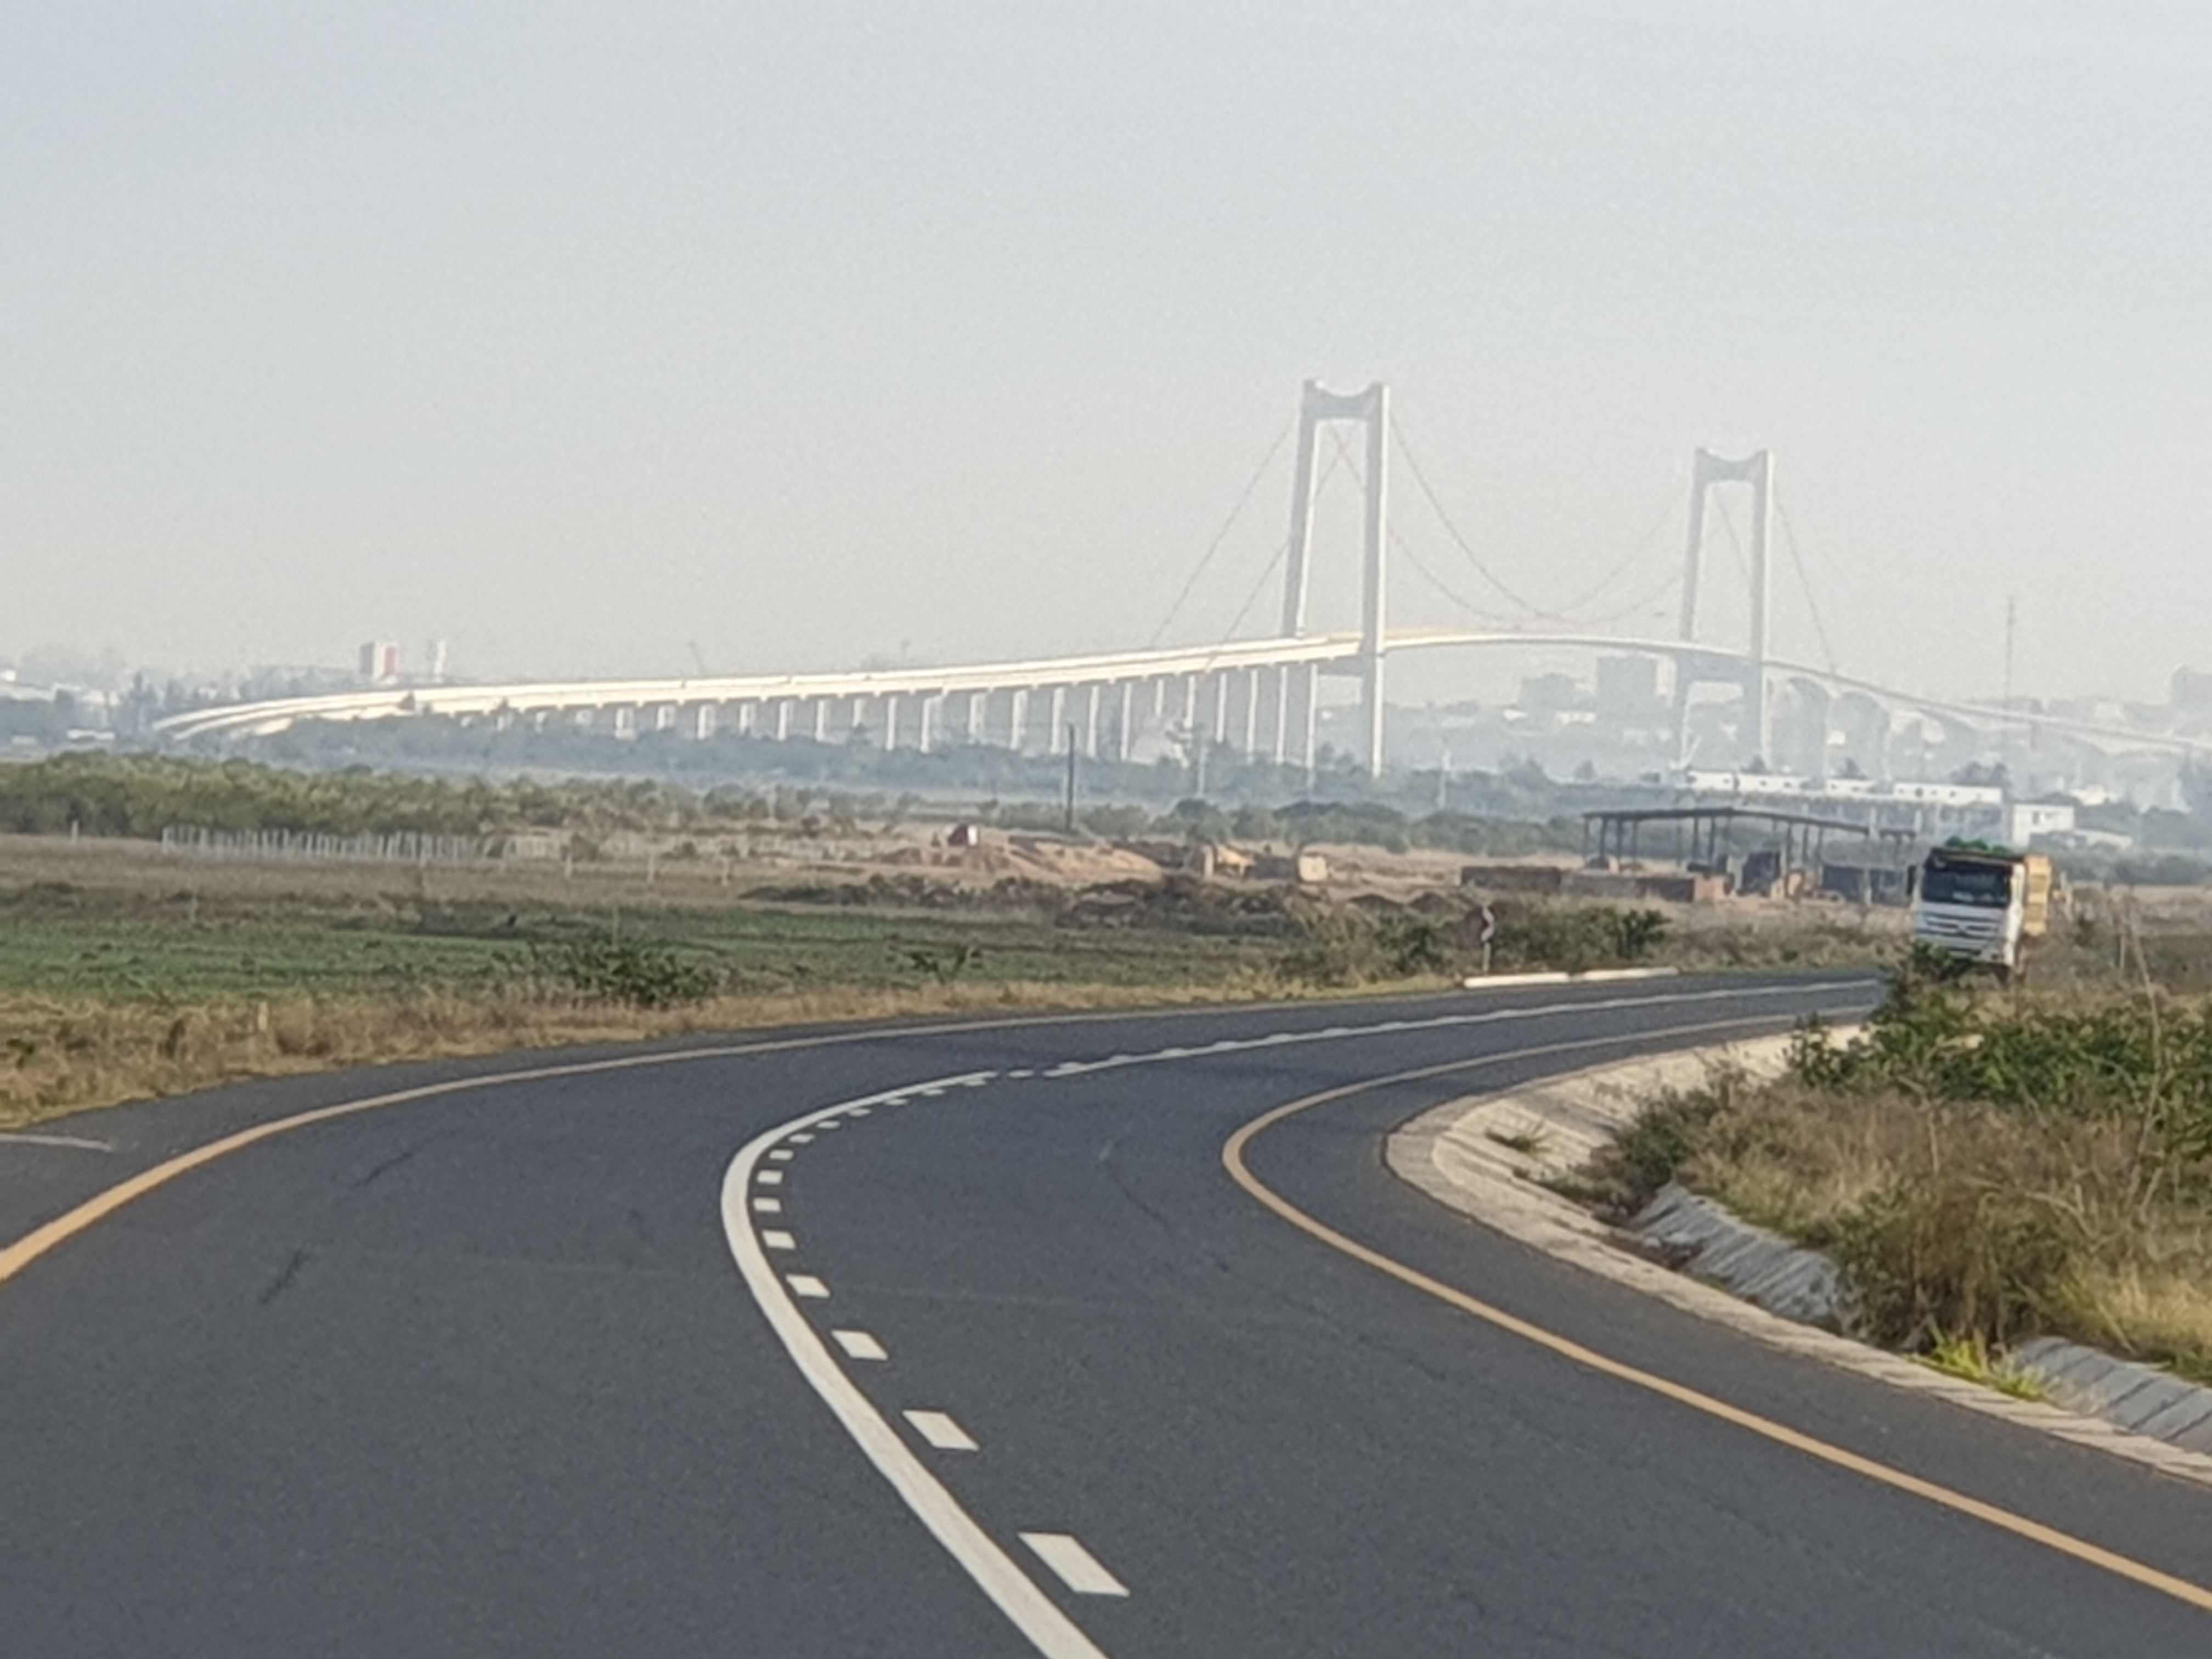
[1064,724,1078,833]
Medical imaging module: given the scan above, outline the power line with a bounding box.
[1146,414,1296,648]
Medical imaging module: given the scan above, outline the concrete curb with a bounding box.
[1386,1040,2212,1492]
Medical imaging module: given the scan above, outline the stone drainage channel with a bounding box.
[1387,1036,2212,1482]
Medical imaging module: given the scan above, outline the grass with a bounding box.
[1917,1333,2052,1402]
[1575,955,2212,1387]
[1485,1126,1549,1157]
[0,835,1327,1127]
[0,828,1907,1134]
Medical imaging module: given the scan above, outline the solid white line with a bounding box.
[787,1273,830,1300]
[761,1229,796,1251]
[904,1409,980,1452]
[0,1132,113,1152]
[832,1329,888,1361]
[722,1074,1110,1659]
[1034,983,1844,1081]
[757,1170,785,1186]
[1019,1532,1128,1598]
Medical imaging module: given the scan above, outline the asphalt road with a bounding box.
[8,973,2212,1656]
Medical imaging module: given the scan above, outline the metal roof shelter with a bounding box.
[1582,805,1918,890]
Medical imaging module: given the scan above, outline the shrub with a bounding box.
[1572,1073,1738,1217]
[1828,1176,2084,1350]
[529,936,720,1008]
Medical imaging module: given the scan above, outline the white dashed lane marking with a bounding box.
[1020,1533,1128,1598]
[904,1409,980,1452]
[721,987,1861,1649]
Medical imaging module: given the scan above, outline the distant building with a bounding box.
[1594,655,1664,730]
[1515,672,1583,721]
[358,641,400,686]
[2007,800,2077,845]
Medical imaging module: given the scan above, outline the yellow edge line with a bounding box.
[1221,1020,2212,1620]
[0,991,1387,1290]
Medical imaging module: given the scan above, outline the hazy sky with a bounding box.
[5,3,2208,702]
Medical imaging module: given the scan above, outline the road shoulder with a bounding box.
[1387,1039,2212,1492]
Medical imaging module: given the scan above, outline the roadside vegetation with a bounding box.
[1576,932,2212,1384]
[0,751,1909,1130]
[0,826,1762,1130]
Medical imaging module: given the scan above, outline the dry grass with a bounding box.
[1674,1080,2212,1378]
[0,973,1299,1132]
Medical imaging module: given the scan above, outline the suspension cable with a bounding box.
[1773,482,1841,675]
[1385,417,1551,616]
[1390,527,1523,627]
[1567,565,1684,629]
[1146,414,1296,648]
[1537,489,1683,622]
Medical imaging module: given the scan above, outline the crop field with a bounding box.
[0,834,1304,1126]
[0,841,1274,1003]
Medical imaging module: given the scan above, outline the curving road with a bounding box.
[6,974,2212,1656]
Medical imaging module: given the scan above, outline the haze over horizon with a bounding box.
[5,3,2207,707]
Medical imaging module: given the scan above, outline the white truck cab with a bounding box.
[1912,844,2053,974]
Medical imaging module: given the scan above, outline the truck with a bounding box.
[1911,842,2055,975]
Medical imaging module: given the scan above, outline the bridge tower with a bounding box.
[1673,447,1774,766]
[1281,380,1390,775]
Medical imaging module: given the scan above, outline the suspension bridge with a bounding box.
[154,381,2181,776]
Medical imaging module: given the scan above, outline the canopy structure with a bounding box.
[1582,805,1918,895]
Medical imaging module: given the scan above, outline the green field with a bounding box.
[0,845,1276,1005]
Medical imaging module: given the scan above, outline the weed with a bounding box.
[1573,1071,1741,1218]
[1916,1333,2052,1402]
[1485,1125,1549,1157]
[526,936,721,1008]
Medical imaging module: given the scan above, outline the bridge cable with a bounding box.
[1146,414,1296,649]
[1771,483,1841,677]
[1186,443,1351,666]
[1535,489,1684,624]
[1562,565,1683,630]
[1389,527,1526,628]
[1319,427,1522,628]
[1385,418,1554,617]
[1709,493,1754,588]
